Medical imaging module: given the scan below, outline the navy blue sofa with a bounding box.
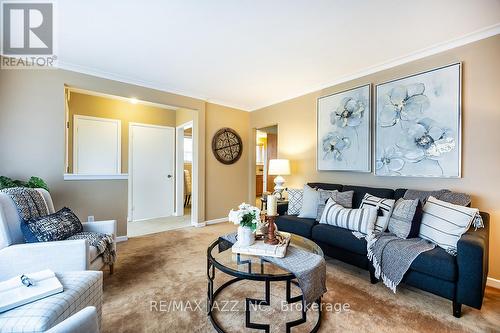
[276,183,489,317]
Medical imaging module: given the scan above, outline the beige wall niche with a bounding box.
[66,90,178,174]
[250,35,500,279]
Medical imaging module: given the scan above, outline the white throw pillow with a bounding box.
[419,196,482,255]
[320,198,377,235]
[360,194,395,233]
[298,185,320,219]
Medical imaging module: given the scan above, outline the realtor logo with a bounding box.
[1,1,56,68]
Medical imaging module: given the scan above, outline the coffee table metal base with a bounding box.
[207,243,321,333]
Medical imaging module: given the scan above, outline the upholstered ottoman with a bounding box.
[0,271,102,333]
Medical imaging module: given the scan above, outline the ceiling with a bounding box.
[57,0,500,111]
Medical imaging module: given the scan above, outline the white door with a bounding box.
[130,124,175,221]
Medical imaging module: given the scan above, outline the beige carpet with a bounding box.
[102,223,500,332]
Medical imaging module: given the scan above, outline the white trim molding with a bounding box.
[487,277,500,290]
[205,218,228,225]
[63,173,128,180]
[248,23,500,111]
[116,236,128,243]
[55,24,500,112]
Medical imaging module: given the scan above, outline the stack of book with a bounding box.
[232,232,291,258]
[0,269,63,313]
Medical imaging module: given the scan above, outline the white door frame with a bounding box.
[73,115,122,174]
[128,122,175,222]
[174,121,194,217]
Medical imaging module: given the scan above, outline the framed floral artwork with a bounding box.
[317,84,371,172]
[375,63,461,177]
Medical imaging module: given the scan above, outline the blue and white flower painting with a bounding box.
[317,84,371,171]
[375,63,461,177]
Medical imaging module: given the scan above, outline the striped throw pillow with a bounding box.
[419,196,481,255]
[320,198,378,235]
[360,194,395,233]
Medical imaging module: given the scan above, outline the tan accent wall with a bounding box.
[0,68,207,236]
[205,103,250,220]
[250,35,500,279]
[67,92,177,173]
[176,108,194,126]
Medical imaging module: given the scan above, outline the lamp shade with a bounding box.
[268,159,290,175]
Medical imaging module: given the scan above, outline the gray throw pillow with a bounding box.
[316,189,354,221]
[388,198,419,239]
[286,188,303,215]
[403,189,450,204]
[438,191,471,206]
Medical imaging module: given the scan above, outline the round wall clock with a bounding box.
[212,127,243,164]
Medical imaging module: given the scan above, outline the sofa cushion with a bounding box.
[312,223,368,255]
[409,247,457,282]
[276,215,316,239]
[307,183,343,191]
[342,185,394,208]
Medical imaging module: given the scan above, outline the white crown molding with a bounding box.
[56,24,499,112]
[57,61,254,111]
[249,23,500,111]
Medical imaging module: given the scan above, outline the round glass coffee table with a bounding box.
[207,233,323,332]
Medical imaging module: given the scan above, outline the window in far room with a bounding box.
[184,136,193,163]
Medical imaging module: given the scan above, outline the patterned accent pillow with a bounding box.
[320,198,377,235]
[316,189,354,221]
[286,188,303,215]
[360,194,395,233]
[388,198,420,239]
[419,196,482,254]
[21,207,83,243]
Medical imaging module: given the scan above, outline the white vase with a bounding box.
[237,226,255,246]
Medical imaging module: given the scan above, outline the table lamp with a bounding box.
[268,159,290,199]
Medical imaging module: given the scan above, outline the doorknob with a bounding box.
[167,175,172,178]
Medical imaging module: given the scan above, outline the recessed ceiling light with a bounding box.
[130,98,138,104]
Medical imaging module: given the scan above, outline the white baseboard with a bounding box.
[205,217,228,225]
[116,236,128,243]
[487,277,500,289]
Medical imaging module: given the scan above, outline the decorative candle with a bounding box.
[267,194,278,216]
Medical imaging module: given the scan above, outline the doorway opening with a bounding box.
[127,110,195,237]
[255,125,278,210]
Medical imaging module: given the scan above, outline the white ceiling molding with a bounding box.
[55,0,500,113]
[58,24,499,112]
[250,23,500,111]
[57,61,248,111]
